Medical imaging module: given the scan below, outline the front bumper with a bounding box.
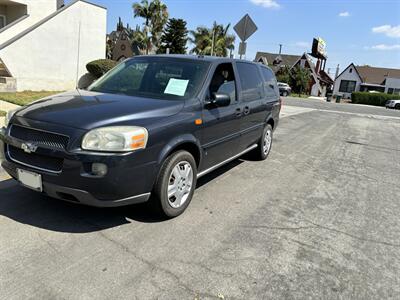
[0,124,157,207]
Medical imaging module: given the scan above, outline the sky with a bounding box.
[75,0,399,74]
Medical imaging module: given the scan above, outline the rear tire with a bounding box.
[151,151,197,218]
[253,124,273,160]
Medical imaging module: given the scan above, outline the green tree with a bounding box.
[292,66,311,95]
[157,18,188,54]
[189,22,235,57]
[132,0,168,54]
[275,65,292,84]
[130,25,147,55]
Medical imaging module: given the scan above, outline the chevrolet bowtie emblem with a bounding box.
[21,142,38,154]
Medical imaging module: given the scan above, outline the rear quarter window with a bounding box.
[261,67,279,99]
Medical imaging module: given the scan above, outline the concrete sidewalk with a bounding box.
[0,99,20,127]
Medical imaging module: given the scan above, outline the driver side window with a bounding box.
[209,63,237,102]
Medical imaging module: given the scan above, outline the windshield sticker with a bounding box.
[164,78,189,96]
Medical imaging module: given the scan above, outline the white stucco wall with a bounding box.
[0,0,60,45]
[0,0,106,91]
[333,64,361,98]
[385,77,400,92]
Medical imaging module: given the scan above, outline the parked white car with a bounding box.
[386,99,400,109]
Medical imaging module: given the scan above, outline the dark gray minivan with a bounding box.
[0,55,281,218]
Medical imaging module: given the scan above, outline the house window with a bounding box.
[388,88,394,94]
[0,15,6,29]
[339,80,357,93]
[349,68,352,73]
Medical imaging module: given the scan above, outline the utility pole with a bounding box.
[335,64,340,79]
[279,44,283,54]
[75,20,81,89]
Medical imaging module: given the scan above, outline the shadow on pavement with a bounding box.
[0,159,246,233]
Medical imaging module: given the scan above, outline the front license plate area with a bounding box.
[17,169,43,192]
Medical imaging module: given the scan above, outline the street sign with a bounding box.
[234,14,258,42]
[238,42,247,56]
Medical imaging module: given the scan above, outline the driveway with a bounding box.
[1,98,399,299]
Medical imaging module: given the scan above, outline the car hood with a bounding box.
[15,90,185,130]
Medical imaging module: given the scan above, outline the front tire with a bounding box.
[395,104,400,110]
[152,151,197,218]
[253,124,273,160]
[282,91,288,97]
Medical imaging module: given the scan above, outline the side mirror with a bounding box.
[206,93,231,107]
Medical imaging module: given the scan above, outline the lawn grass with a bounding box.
[0,91,63,106]
[0,110,6,117]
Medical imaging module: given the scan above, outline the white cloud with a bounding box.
[295,41,310,48]
[366,44,400,50]
[338,11,350,17]
[372,25,400,38]
[250,0,280,9]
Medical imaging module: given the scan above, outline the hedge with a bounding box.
[351,92,400,107]
[86,59,117,78]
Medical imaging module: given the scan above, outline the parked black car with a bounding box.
[278,82,292,97]
[0,55,281,217]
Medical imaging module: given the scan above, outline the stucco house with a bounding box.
[333,63,400,98]
[0,0,106,92]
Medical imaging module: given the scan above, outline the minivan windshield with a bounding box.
[88,57,210,100]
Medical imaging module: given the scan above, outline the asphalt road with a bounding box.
[1,98,399,299]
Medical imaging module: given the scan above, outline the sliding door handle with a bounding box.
[235,108,242,117]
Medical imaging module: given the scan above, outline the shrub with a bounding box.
[351,92,400,106]
[86,59,117,78]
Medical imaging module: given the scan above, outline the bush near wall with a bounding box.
[86,59,117,78]
[351,92,400,106]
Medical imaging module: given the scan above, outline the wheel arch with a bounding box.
[266,117,275,129]
[158,134,202,168]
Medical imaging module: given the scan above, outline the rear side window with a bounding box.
[236,62,264,101]
[261,67,279,98]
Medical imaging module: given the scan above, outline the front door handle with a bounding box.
[243,106,250,115]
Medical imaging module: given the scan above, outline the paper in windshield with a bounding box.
[164,78,189,96]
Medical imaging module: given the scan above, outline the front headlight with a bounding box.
[82,126,148,152]
[4,108,19,127]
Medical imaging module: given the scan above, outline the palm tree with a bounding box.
[132,0,168,54]
[149,0,168,50]
[130,25,147,55]
[189,26,213,55]
[190,22,235,57]
[213,23,235,57]
[133,0,152,28]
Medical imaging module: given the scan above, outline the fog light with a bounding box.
[92,163,108,176]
